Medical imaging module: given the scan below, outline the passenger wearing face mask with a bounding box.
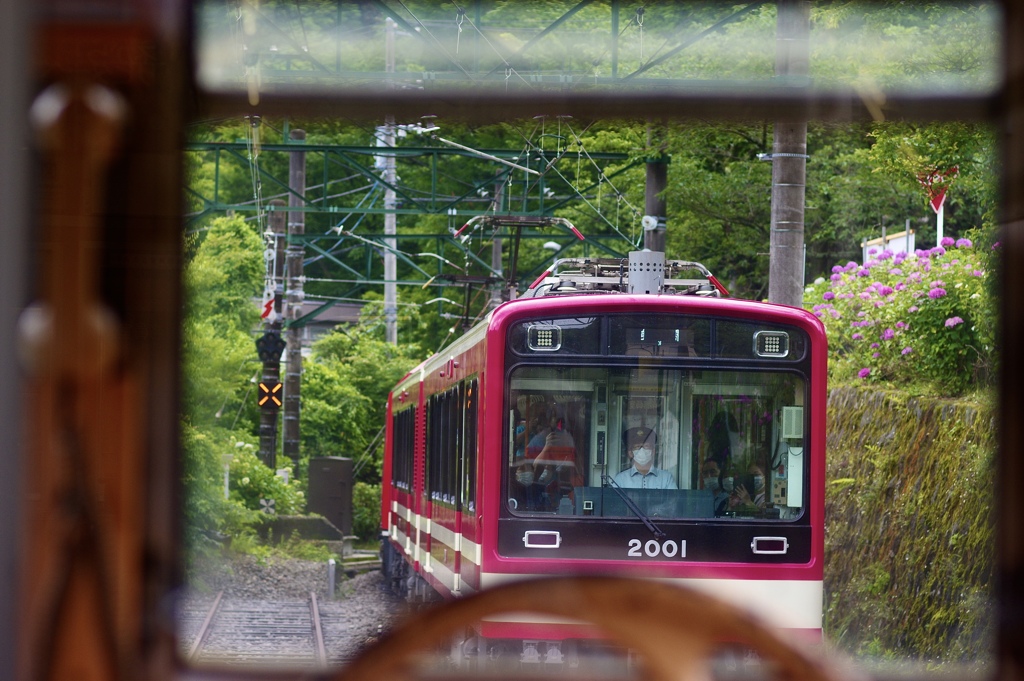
[730,464,768,512]
[612,428,677,489]
[701,461,730,516]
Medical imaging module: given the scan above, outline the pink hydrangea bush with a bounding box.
[804,234,995,395]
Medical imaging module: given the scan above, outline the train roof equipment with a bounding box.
[524,251,731,299]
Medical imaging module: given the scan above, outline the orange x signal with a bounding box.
[258,381,283,408]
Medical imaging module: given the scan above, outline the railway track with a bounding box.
[184,591,329,669]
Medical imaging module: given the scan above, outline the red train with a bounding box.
[380,251,826,656]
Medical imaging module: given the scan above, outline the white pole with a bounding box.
[383,19,398,344]
[327,558,336,599]
[936,201,944,244]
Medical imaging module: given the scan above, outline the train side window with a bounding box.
[462,379,478,511]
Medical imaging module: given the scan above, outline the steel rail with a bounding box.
[187,590,224,662]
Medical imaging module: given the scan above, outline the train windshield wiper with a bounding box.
[602,475,666,540]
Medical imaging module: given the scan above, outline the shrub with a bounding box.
[228,446,306,515]
[804,235,996,395]
[352,482,382,540]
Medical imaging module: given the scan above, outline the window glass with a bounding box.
[507,365,805,520]
[194,1,1000,99]
[183,1,999,675]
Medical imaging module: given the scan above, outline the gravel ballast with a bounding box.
[183,554,407,665]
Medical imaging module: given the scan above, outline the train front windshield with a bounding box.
[506,315,809,522]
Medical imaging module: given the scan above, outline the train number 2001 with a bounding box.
[627,538,687,558]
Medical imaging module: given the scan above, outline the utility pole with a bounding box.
[643,124,667,253]
[644,168,668,254]
[383,17,398,344]
[491,170,505,306]
[284,129,305,473]
[767,0,810,307]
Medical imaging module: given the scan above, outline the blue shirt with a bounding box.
[612,466,678,489]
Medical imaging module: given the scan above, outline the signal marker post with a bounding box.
[256,329,286,469]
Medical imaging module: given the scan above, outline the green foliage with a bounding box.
[185,214,264,326]
[825,388,995,662]
[228,447,306,515]
[182,214,270,562]
[352,482,382,541]
[805,235,996,395]
[181,422,233,551]
[276,533,338,562]
[301,308,421,482]
[182,214,264,431]
[865,122,998,236]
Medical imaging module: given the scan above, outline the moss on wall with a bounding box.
[825,387,995,662]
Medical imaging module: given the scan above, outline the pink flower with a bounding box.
[931,246,947,256]
[928,288,947,299]
[881,328,895,340]
[945,316,965,328]
[955,238,972,248]
[852,333,863,340]
[940,237,955,247]
[823,291,835,300]
[858,368,871,379]
[901,346,913,355]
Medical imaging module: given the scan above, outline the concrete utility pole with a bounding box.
[644,157,668,253]
[284,129,305,471]
[383,17,398,344]
[643,123,668,253]
[491,170,505,307]
[767,0,810,307]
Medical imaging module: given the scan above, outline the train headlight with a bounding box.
[527,324,562,351]
[754,330,789,358]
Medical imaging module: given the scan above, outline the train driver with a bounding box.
[612,427,678,490]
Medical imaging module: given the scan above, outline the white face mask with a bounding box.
[753,475,765,490]
[722,476,734,493]
[632,447,653,467]
[516,470,534,486]
[704,476,720,491]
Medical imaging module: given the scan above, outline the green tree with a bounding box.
[301,307,422,482]
[182,214,266,555]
